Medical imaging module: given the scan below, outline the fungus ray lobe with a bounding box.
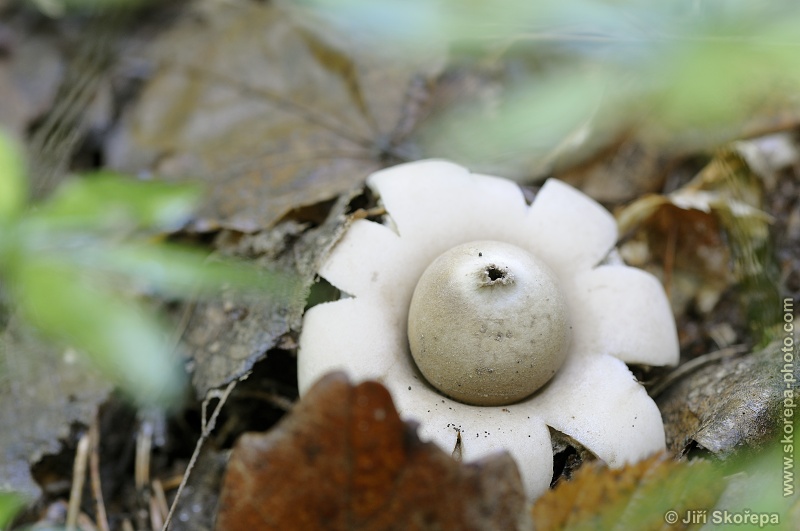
[215,373,526,531]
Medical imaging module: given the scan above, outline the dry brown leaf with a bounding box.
[657,341,793,457]
[616,192,732,317]
[215,373,527,531]
[107,2,443,232]
[532,453,726,531]
[615,149,776,322]
[183,192,352,397]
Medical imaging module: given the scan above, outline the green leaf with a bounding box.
[30,172,201,233]
[309,0,800,160]
[70,242,299,300]
[33,0,157,18]
[424,68,611,174]
[11,257,185,406]
[650,21,800,131]
[0,132,26,222]
[0,491,26,528]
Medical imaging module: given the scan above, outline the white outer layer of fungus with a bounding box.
[298,160,679,499]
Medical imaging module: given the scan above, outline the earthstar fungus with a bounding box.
[298,160,679,498]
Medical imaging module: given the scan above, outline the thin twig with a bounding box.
[650,344,749,397]
[135,421,153,490]
[67,433,91,531]
[77,512,99,531]
[152,479,170,523]
[89,415,110,531]
[161,380,238,531]
[663,222,677,301]
[149,494,164,531]
[235,389,295,412]
[159,474,184,492]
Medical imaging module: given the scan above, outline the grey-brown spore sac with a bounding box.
[407,240,571,406]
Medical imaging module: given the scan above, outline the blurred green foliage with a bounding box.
[304,0,800,172]
[0,131,292,407]
[28,0,154,18]
[0,492,25,529]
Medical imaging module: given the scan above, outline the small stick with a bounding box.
[159,474,184,492]
[161,380,238,531]
[77,512,99,531]
[149,494,164,531]
[89,416,110,531]
[663,222,677,300]
[135,420,153,490]
[67,433,91,531]
[235,389,295,411]
[152,479,170,523]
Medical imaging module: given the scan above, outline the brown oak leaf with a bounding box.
[216,372,527,531]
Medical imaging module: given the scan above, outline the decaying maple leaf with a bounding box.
[532,453,726,531]
[107,1,443,233]
[215,372,528,531]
